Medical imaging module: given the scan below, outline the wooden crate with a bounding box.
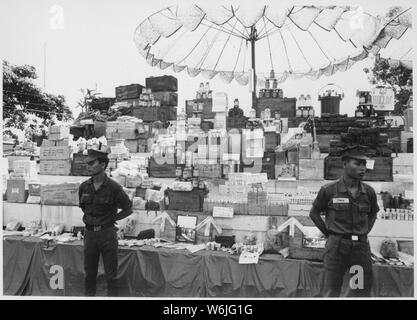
[148,157,177,178]
[145,75,177,92]
[256,97,297,118]
[91,97,115,111]
[115,84,144,101]
[298,159,324,180]
[324,156,393,181]
[166,189,208,212]
[131,106,159,122]
[152,91,178,106]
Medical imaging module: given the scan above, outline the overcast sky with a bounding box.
[0,0,414,119]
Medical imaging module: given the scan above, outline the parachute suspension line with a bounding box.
[176,24,212,65]
[232,37,244,72]
[263,16,274,71]
[308,30,334,63]
[242,40,248,72]
[279,29,292,72]
[399,47,412,60]
[195,26,222,69]
[213,20,239,71]
[160,29,187,60]
[225,19,248,39]
[288,27,312,70]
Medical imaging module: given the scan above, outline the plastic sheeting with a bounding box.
[3,236,413,297]
[134,5,411,85]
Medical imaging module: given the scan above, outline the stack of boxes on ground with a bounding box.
[257,70,296,118]
[185,82,214,123]
[3,72,414,262]
[40,125,72,176]
[204,172,288,216]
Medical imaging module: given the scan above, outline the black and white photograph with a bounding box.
[175,215,197,243]
[1,0,415,301]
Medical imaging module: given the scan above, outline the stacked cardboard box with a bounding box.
[40,182,80,206]
[71,153,92,176]
[144,76,178,123]
[6,179,28,203]
[40,126,72,175]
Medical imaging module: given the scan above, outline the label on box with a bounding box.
[249,173,268,184]
[238,252,259,264]
[188,117,201,126]
[213,206,234,218]
[366,159,375,170]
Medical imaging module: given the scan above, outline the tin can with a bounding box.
[198,180,205,189]
[183,167,192,180]
[176,166,183,178]
[192,178,199,188]
[264,89,271,98]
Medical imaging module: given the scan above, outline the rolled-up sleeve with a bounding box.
[115,187,132,211]
[312,187,329,213]
[370,188,380,216]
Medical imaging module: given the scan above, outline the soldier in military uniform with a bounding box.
[78,148,132,296]
[309,147,379,297]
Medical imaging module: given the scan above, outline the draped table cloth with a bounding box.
[3,236,413,297]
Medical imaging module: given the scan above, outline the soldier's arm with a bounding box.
[115,187,133,221]
[367,188,380,233]
[309,187,329,237]
[78,185,84,210]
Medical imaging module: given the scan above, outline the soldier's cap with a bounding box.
[86,146,109,163]
[341,147,370,162]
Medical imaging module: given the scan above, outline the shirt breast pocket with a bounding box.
[358,203,370,222]
[331,200,350,224]
[80,193,93,205]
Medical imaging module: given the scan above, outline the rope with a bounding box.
[233,37,244,72]
[399,47,412,60]
[263,16,274,71]
[176,24,212,65]
[288,27,312,69]
[213,20,239,71]
[225,19,248,39]
[195,26,222,69]
[199,21,246,39]
[279,29,292,72]
[308,30,334,63]
[242,40,248,72]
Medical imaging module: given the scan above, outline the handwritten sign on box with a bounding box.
[213,206,234,218]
